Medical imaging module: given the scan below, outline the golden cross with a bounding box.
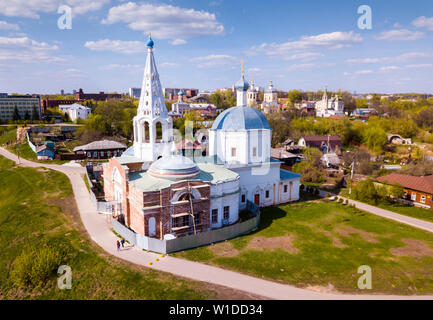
[241,59,244,75]
[149,32,151,38]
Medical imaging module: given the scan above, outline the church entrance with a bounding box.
[254,194,260,206]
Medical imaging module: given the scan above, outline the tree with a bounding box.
[362,126,387,154]
[352,179,381,204]
[24,110,30,121]
[287,90,302,104]
[12,106,20,121]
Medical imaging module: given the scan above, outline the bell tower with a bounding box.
[133,34,174,161]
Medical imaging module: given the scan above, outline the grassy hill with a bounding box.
[0,155,237,299]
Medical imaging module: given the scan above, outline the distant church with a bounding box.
[315,87,345,118]
[103,36,301,240]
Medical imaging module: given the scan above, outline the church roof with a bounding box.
[129,162,239,192]
[148,155,200,180]
[211,106,271,131]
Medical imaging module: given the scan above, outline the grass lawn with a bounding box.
[6,142,69,165]
[339,188,433,223]
[0,155,248,300]
[0,127,17,145]
[173,199,433,295]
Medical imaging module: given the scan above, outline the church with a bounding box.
[315,87,345,118]
[103,36,301,241]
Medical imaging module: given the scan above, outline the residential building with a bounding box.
[170,91,217,118]
[40,98,77,113]
[163,88,199,100]
[321,153,340,168]
[129,88,142,99]
[377,173,433,210]
[75,88,121,101]
[298,136,342,154]
[59,103,91,121]
[0,94,41,121]
[74,140,127,159]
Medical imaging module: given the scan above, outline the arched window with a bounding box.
[143,122,150,143]
[155,122,163,142]
[179,193,194,201]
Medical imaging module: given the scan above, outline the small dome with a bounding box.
[148,155,200,180]
[211,106,271,131]
[147,36,154,48]
[235,74,249,91]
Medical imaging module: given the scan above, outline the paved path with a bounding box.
[1,146,433,300]
[320,191,433,234]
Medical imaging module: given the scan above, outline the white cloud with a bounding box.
[393,22,402,28]
[284,52,324,61]
[190,54,237,68]
[412,16,433,31]
[84,39,147,54]
[0,36,63,63]
[99,63,143,71]
[0,21,19,30]
[247,67,261,73]
[251,31,362,57]
[405,64,433,68]
[170,39,187,46]
[354,70,373,75]
[379,66,401,72]
[287,63,315,71]
[102,2,224,40]
[346,52,433,64]
[0,0,109,19]
[160,62,179,68]
[375,29,424,41]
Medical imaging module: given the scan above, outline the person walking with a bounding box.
[120,239,125,248]
[116,240,120,251]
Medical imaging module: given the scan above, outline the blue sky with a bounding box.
[1,0,433,94]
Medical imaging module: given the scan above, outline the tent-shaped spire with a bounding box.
[137,35,168,118]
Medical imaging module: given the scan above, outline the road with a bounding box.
[1,146,433,300]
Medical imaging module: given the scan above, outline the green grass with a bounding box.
[0,156,218,299]
[0,127,17,145]
[6,142,69,165]
[173,200,433,295]
[375,203,433,223]
[340,188,433,223]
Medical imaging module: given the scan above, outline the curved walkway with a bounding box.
[1,147,432,300]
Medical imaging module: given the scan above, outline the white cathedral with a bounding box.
[104,36,301,240]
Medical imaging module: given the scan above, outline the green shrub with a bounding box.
[315,189,320,195]
[11,244,68,287]
[338,198,343,203]
[344,199,349,205]
[326,192,331,198]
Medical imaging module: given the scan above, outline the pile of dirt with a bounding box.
[210,241,240,257]
[335,226,378,243]
[390,238,433,257]
[247,235,299,254]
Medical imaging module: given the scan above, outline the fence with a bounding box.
[112,201,261,254]
[85,166,114,214]
[26,132,36,153]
